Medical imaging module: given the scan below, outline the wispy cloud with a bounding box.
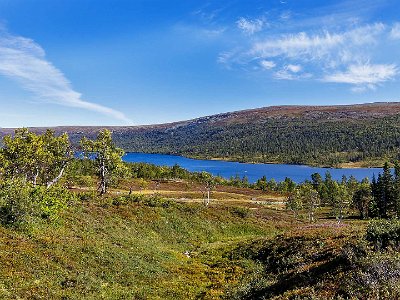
[390,23,400,40]
[0,29,132,124]
[260,60,276,70]
[323,64,397,89]
[219,19,399,91]
[236,17,265,35]
[274,64,312,80]
[251,23,384,62]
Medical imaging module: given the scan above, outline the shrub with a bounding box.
[77,191,98,202]
[341,253,400,299]
[0,179,38,226]
[141,195,175,208]
[71,175,96,188]
[112,194,143,206]
[32,186,75,220]
[0,180,71,227]
[229,206,250,218]
[366,219,400,250]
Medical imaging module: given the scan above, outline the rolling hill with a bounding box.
[2,102,400,167]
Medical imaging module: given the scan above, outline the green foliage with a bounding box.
[353,178,372,219]
[0,129,71,187]
[341,231,400,299]
[0,180,70,226]
[286,189,303,218]
[229,206,250,218]
[370,162,399,218]
[225,234,349,299]
[330,181,352,221]
[277,177,296,193]
[255,175,268,191]
[64,158,96,187]
[111,194,174,208]
[32,186,74,220]
[287,183,320,222]
[80,129,126,195]
[130,162,188,180]
[366,219,400,250]
[76,190,98,202]
[0,179,38,226]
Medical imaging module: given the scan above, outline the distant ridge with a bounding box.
[2,102,400,167]
[2,101,400,132]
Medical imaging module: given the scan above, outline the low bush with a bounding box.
[32,186,75,220]
[112,194,144,206]
[229,206,250,218]
[111,194,175,208]
[340,252,400,299]
[0,179,38,226]
[0,180,72,227]
[69,175,96,188]
[141,195,175,208]
[366,219,400,250]
[76,190,98,202]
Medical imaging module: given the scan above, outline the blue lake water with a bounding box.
[122,153,382,183]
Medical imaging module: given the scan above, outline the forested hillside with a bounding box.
[2,102,400,166]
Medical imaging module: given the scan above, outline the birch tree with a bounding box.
[198,172,216,206]
[80,129,125,195]
[0,129,71,188]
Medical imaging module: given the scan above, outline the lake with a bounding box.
[122,153,382,183]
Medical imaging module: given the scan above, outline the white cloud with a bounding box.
[323,63,398,89]
[223,22,399,90]
[287,64,302,73]
[251,23,384,62]
[390,23,400,40]
[0,29,132,124]
[260,60,276,69]
[274,70,295,80]
[236,17,264,35]
[274,64,311,80]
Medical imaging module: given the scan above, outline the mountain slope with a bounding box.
[2,102,400,166]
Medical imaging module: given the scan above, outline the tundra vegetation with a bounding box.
[0,129,400,299]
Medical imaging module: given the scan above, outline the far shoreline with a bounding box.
[123,152,385,169]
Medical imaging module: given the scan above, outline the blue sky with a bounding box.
[0,0,400,127]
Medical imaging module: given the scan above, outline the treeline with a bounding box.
[285,163,400,222]
[123,162,297,193]
[112,114,400,166]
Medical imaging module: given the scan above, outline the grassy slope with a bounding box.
[0,180,374,299]
[0,197,281,299]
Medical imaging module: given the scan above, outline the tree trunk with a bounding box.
[338,205,343,224]
[33,168,39,186]
[46,165,66,189]
[204,188,210,206]
[100,160,106,195]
